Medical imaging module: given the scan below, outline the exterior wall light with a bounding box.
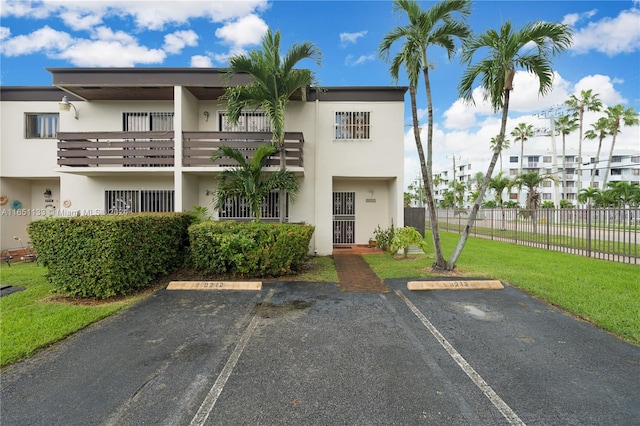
[44,188,52,199]
[59,96,78,119]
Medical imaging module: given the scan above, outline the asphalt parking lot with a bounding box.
[1,279,639,425]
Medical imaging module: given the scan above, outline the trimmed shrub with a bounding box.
[27,213,194,298]
[189,221,314,277]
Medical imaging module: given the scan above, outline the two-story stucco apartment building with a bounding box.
[0,68,407,255]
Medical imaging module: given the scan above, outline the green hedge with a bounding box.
[27,213,194,298]
[189,221,314,277]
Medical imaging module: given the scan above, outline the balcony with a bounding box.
[182,131,303,168]
[58,131,175,167]
[57,131,304,169]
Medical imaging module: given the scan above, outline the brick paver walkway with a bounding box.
[333,246,389,293]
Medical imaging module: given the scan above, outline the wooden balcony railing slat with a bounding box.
[57,131,302,168]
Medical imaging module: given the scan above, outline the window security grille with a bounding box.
[123,112,174,167]
[123,112,174,131]
[26,113,59,138]
[218,192,288,221]
[219,112,271,132]
[335,112,370,140]
[105,190,174,214]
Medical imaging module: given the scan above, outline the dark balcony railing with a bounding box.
[57,131,304,168]
[182,131,304,168]
[57,131,175,167]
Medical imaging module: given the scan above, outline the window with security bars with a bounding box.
[335,112,370,140]
[218,192,288,221]
[123,112,174,131]
[105,190,174,214]
[26,113,59,138]
[219,112,271,132]
[123,112,174,167]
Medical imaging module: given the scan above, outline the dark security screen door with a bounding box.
[333,192,355,244]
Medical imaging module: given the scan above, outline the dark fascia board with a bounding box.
[308,86,408,102]
[0,86,78,101]
[46,67,251,87]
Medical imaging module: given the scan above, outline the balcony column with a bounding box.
[174,86,184,212]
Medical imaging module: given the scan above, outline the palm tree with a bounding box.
[489,171,511,230]
[554,113,579,199]
[565,89,603,193]
[490,135,510,171]
[451,180,466,209]
[583,117,609,188]
[223,29,321,223]
[577,187,601,207]
[514,171,557,233]
[510,122,534,175]
[602,105,639,187]
[489,172,511,206]
[379,0,471,270]
[452,20,572,268]
[605,181,640,207]
[211,144,300,222]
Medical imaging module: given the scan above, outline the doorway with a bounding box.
[333,191,355,244]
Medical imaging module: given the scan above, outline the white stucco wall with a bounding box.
[313,100,405,255]
[1,101,59,177]
[1,88,405,256]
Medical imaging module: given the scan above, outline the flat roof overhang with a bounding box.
[46,68,407,102]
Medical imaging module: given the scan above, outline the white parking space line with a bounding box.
[394,290,526,426]
[189,289,275,426]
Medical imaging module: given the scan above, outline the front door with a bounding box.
[333,192,355,244]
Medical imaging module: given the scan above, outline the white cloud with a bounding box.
[340,30,367,46]
[345,53,375,66]
[562,9,597,26]
[55,37,166,67]
[570,7,640,56]
[0,26,10,41]
[163,30,198,55]
[443,71,571,130]
[572,74,627,106]
[215,14,268,49]
[0,25,73,56]
[413,70,634,186]
[59,9,103,31]
[0,0,269,31]
[191,54,213,68]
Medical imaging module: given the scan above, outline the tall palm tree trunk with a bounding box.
[561,134,566,200]
[590,137,603,188]
[448,84,513,269]
[279,147,286,223]
[410,85,445,268]
[602,132,618,188]
[577,108,584,194]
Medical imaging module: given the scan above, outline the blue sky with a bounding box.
[1,0,639,187]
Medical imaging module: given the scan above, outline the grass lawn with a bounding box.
[0,262,149,366]
[1,238,637,368]
[365,231,640,345]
